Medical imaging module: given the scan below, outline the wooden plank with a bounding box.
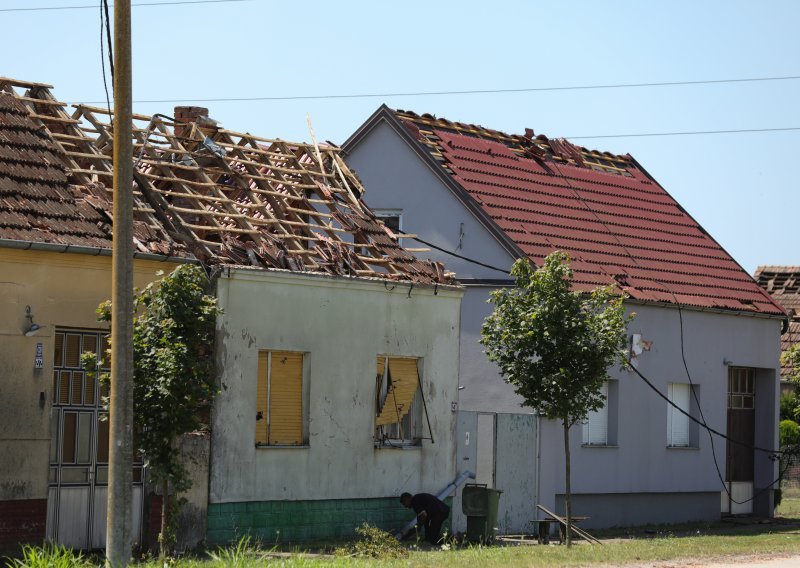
[536,505,601,545]
[0,77,54,89]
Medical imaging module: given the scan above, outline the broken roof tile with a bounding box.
[0,78,448,285]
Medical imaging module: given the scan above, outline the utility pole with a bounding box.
[107,0,133,566]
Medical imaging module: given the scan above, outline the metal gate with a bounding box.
[45,329,144,549]
[454,410,538,534]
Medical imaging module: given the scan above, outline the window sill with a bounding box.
[666,445,699,450]
[255,444,310,450]
[374,443,422,450]
[581,444,618,448]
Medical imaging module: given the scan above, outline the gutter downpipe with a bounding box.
[396,470,476,540]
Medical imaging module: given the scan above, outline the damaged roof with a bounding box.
[358,106,784,315]
[755,266,800,376]
[0,78,448,284]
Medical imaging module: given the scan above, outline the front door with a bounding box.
[723,366,755,515]
[46,329,144,549]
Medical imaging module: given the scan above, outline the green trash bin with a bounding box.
[461,483,502,543]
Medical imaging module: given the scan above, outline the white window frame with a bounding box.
[582,381,609,445]
[667,382,691,447]
[373,209,403,234]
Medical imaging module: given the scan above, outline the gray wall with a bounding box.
[345,116,782,527]
[538,303,781,524]
[346,118,516,281]
[211,268,463,504]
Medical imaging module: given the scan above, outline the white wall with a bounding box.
[210,268,464,504]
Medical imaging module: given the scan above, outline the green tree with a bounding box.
[480,252,631,546]
[84,264,220,559]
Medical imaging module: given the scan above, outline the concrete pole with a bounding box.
[106,0,133,566]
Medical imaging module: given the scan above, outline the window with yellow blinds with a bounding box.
[375,356,426,447]
[255,350,306,447]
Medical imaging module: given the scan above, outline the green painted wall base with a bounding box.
[207,497,452,544]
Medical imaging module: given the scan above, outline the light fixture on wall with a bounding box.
[24,305,44,336]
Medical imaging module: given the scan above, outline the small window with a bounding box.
[583,381,609,445]
[728,367,755,409]
[667,383,692,447]
[255,350,306,446]
[373,210,402,235]
[375,356,425,447]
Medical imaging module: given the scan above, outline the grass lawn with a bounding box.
[778,487,800,518]
[141,500,800,568]
[9,497,800,567]
[137,530,800,568]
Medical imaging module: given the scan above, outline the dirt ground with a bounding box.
[628,553,800,568]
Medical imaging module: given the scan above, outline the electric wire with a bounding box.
[0,0,253,12]
[630,363,798,505]
[410,236,510,275]
[567,126,800,140]
[64,74,800,105]
[99,0,113,119]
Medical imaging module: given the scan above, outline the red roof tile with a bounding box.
[392,109,785,316]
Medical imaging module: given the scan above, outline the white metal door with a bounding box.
[46,329,144,549]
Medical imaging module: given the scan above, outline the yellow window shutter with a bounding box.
[376,358,419,426]
[377,356,386,378]
[255,351,269,445]
[268,351,303,445]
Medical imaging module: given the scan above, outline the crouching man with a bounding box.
[400,492,450,544]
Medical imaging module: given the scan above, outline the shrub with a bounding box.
[780,393,798,422]
[780,419,800,448]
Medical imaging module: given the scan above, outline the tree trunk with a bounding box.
[563,418,572,547]
[159,479,169,561]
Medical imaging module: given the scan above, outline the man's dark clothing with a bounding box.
[410,493,450,544]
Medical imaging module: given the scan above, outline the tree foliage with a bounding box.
[480,252,631,547]
[480,252,632,425]
[780,392,798,422]
[783,344,800,385]
[124,264,220,490]
[83,264,220,555]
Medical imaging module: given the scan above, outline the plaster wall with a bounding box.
[210,269,463,505]
[0,248,180,503]
[538,302,781,525]
[345,118,782,526]
[345,119,516,281]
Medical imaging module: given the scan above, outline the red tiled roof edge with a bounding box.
[354,106,786,318]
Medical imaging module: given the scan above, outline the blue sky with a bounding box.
[3,0,798,273]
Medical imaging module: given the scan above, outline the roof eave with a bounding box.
[628,155,788,319]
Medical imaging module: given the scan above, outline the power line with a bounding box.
[0,0,253,13]
[568,126,800,140]
[411,236,510,275]
[70,74,800,105]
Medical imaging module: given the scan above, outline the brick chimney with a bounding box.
[174,105,209,139]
